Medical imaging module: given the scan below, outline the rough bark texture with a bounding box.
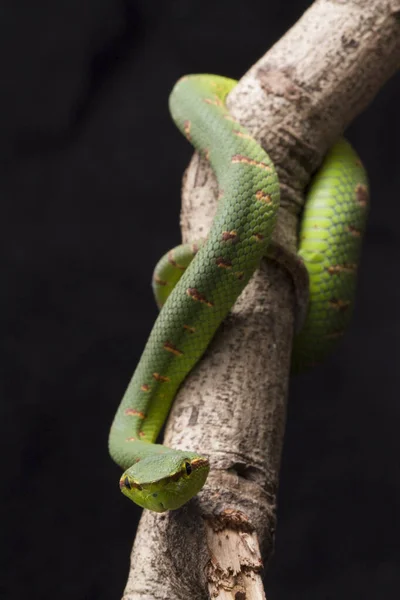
[123,1,400,599]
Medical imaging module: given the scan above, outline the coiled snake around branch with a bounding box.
[109,75,369,512]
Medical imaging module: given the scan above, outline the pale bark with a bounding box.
[122,1,400,599]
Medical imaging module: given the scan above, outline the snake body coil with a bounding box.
[109,75,369,512]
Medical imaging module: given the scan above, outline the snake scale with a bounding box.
[109,75,369,512]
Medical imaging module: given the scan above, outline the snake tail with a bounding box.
[292,139,369,371]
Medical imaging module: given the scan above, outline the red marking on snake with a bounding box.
[163,341,184,356]
[183,325,196,333]
[209,81,225,92]
[216,257,232,269]
[327,263,357,275]
[191,242,199,255]
[153,372,170,382]
[139,431,146,438]
[328,299,351,312]
[153,275,168,286]
[204,96,223,107]
[140,384,150,392]
[124,408,146,418]
[355,183,368,207]
[222,230,239,243]
[224,115,237,123]
[168,250,186,270]
[126,437,137,442]
[231,155,273,172]
[183,120,191,141]
[255,190,273,204]
[233,130,253,140]
[346,224,361,237]
[252,233,264,242]
[186,288,214,307]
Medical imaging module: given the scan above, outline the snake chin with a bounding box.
[119,452,210,512]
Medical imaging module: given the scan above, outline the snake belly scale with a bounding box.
[108,75,369,512]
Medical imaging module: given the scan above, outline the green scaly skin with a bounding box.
[109,75,369,512]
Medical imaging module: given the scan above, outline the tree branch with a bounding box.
[122,1,400,598]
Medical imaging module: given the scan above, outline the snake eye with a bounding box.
[185,461,192,476]
[124,476,131,489]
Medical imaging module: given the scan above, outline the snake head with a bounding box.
[119,451,210,512]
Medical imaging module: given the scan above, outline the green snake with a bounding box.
[109,75,369,512]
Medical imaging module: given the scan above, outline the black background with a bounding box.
[3,1,400,599]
